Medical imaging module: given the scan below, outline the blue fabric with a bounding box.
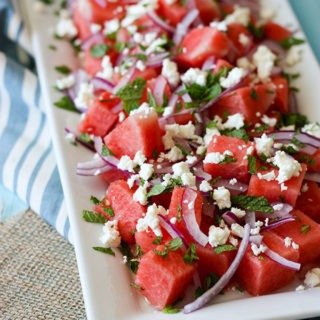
[0,0,70,241]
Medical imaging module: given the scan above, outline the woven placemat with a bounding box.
[0,209,86,319]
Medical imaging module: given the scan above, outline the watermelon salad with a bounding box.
[45,0,320,314]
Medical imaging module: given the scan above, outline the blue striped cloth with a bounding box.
[0,0,71,241]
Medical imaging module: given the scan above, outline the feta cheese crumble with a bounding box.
[213,187,231,209]
[208,225,230,247]
[181,68,207,86]
[304,268,320,288]
[162,59,180,87]
[220,67,247,89]
[100,220,121,247]
[253,45,276,81]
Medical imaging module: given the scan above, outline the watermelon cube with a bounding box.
[135,228,172,253]
[247,164,306,207]
[106,180,146,244]
[296,181,320,223]
[272,210,320,265]
[210,83,276,124]
[134,245,195,310]
[78,92,119,137]
[203,135,254,183]
[236,230,299,296]
[103,108,164,159]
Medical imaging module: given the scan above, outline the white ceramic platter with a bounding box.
[23,0,320,319]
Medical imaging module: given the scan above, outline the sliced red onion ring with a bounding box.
[159,215,188,248]
[146,11,175,34]
[182,188,209,246]
[81,32,105,51]
[173,9,199,46]
[112,63,137,94]
[261,216,295,231]
[222,211,241,226]
[152,76,167,107]
[91,76,115,92]
[202,56,216,71]
[94,136,120,168]
[183,223,250,313]
[245,211,256,228]
[146,52,170,68]
[193,165,212,181]
[249,234,263,245]
[76,157,113,176]
[264,247,301,271]
[65,128,95,152]
[304,172,320,183]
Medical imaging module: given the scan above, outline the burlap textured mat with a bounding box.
[0,210,86,319]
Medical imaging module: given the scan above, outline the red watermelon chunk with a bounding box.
[134,245,195,310]
[196,244,236,282]
[272,210,320,265]
[264,21,292,43]
[156,0,188,27]
[236,230,299,296]
[106,180,146,244]
[78,92,119,137]
[211,83,276,124]
[203,135,254,183]
[271,76,289,113]
[296,181,320,223]
[135,228,172,253]
[247,164,307,207]
[194,0,222,25]
[103,108,163,159]
[177,26,231,69]
[167,186,203,244]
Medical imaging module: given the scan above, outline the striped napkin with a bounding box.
[0,0,72,241]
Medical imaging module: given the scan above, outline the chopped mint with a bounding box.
[90,44,109,58]
[82,210,106,223]
[231,195,274,213]
[93,247,115,256]
[281,37,305,49]
[214,244,237,254]
[54,96,80,113]
[54,65,71,74]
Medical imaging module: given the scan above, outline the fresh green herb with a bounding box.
[152,236,163,245]
[277,113,308,129]
[115,77,146,114]
[177,204,182,223]
[214,244,237,254]
[153,246,169,257]
[101,145,115,157]
[135,244,144,257]
[103,207,115,217]
[54,65,71,74]
[219,154,237,165]
[90,195,101,205]
[106,31,117,41]
[255,124,269,134]
[298,154,315,165]
[133,53,147,61]
[147,90,164,115]
[220,128,249,142]
[152,147,159,159]
[175,143,191,156]
[183,243,199,264]
[281,71,300,84]
[130,282,144,290]
[291,136,305,148]
[48,44,57,50]
[248,22,264,38]
[250,88,259,100]
[118,241,140,273]
[281,37,305,49]
[231,195,274,213]
[147,184,167,198]
[90,44,109,58]
[114,42,126,52]
[168,238,183,251]
[77,133,94,147]
[195,272,220,298]
[39,0,54,4]
[54,96,80,113]
[93,246,115,256]
[247,155,257,175]
[162,305,180,314]
[82,210,106,223]
[206,120,218,129]
[301,224,311,234]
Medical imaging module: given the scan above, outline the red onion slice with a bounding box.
[213,179,248,195]
[250,234,263,245]
[81,32,105,51]
[222,211,241,226]
[64,128,95,152]
[182,188,209,246]
[146,52,170,67]
[183,223,250,313]
[261,216,296,231]
[202,56,216,71]
[304,172,320,183]
[94,136,120,168]
[159,215,188,248]
[152,75,167,107]
[146,11,176,34]
[112,63,137,94]
[173,9,199,46]
[76,157,113,176]
[91,77,115,92]
[264,247,301,271]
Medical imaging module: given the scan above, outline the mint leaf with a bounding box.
[278,113,308,128]
[250,88,259,100]
[183,243,198,264]
[90,195,101,205]
[231,195,274,213]
[115,77,146,114]
[147,184,167,198]
[214,244,237,254]
[219,154,237,165]
[82,210,106,223]
[90,44,109,58]
[55,65,71,74]
[93,246,115,256]
[101,145,114,157]
[152,236,163,245]
[281,37,305,49]
[103,206,114,217]
[168,238,183,251]
[162,305,180,314]
[247,155,257,174]
[154,246,169,257]
[130,282,144,290]
[301,224,310,234]
[54,96,80,113]
[221,128,249,142]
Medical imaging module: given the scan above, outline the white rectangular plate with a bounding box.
[23,1,320,319]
